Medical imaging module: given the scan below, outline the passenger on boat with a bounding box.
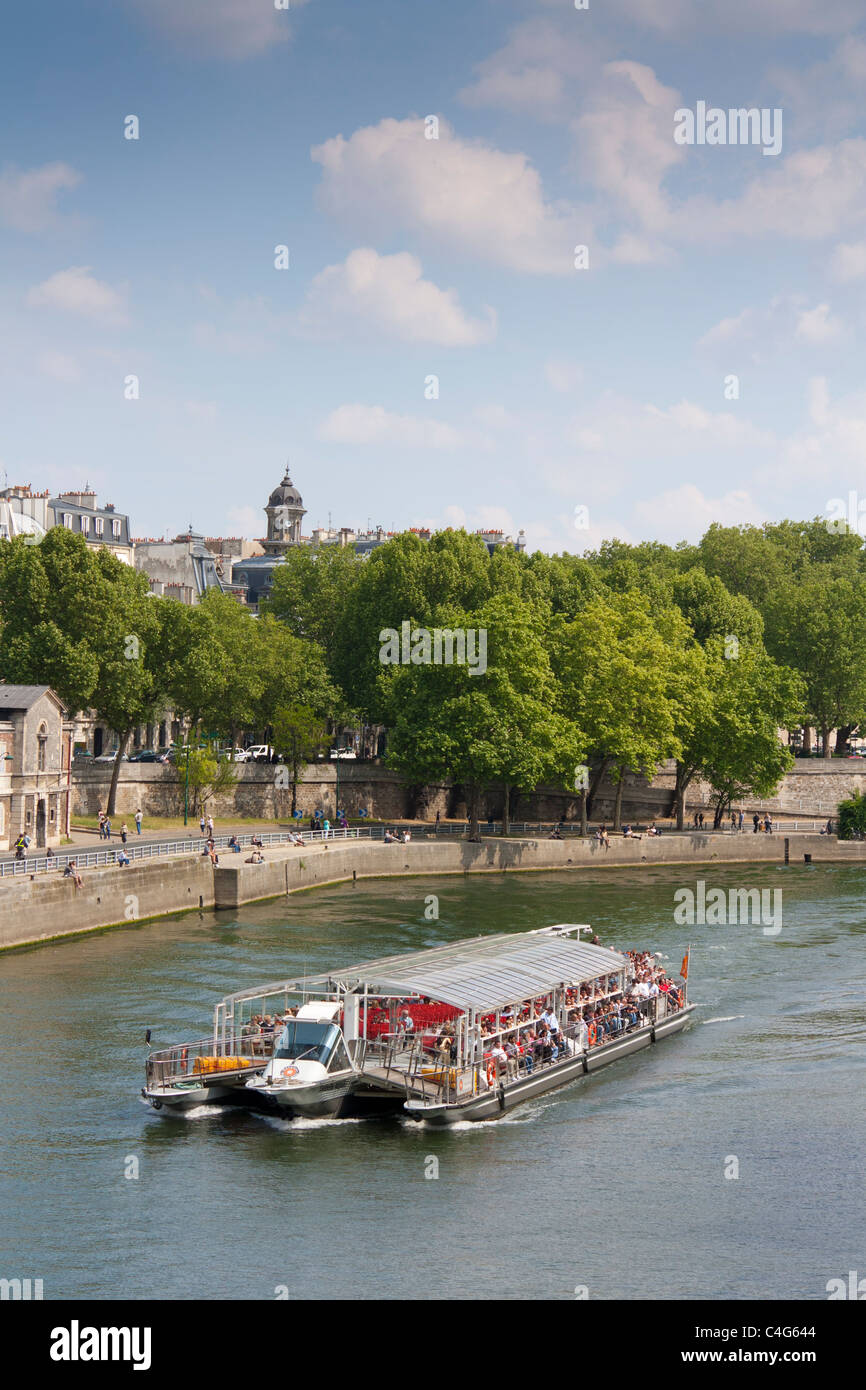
[397,1007,415,1038]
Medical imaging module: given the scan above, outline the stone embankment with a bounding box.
[70,758,866,825]
[2,831,864,952]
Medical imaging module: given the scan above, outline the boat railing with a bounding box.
[145,1032,272,1089]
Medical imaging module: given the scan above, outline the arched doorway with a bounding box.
[36,799,46,848]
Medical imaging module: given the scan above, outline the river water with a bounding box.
[1,863,863,1301]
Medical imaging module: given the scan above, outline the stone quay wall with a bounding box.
[70,759,866,825]
[2,831,864,952]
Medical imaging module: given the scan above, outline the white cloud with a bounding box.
[794,303,844,344]
[130,0,312,59]
[544,359,584,394]
[311,116,578,274]
[459,19,605,121]
[299,248,495,346]
[0,162,81,232]
[37,351,82,383]
[317,404,467,449]
[633,484,762,539]
[700,296,846,356]
[830,240,866,281]
[574,61,683,236]
[26,266,128,324]
[594,0,860,36]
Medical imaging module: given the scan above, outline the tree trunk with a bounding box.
[674,762,695,832]
[836,723,857,758]
[502,783,511,836]
[821,725,831,759]
[291,750,299,817]
[613,771,624,831]
[106,729,131,817]
[713,793,729,829]
[580,787,587,837]
[467,783,481,841]
[587,756,611,820]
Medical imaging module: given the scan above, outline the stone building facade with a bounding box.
[0,685,71,850]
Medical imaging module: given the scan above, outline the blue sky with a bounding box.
[2,0,866,551]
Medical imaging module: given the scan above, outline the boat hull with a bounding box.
[247,1071,360,1118]
[404,1006,695,1125]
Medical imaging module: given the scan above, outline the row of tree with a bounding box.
[2,517,863,828]
[0,528,340,813]
[264,524,838,834]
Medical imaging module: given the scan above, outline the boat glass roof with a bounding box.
[221,928,627,1014]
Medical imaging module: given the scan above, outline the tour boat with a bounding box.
[282,925,695,1125]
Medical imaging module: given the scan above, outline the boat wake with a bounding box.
[253,1111,373,1132]
[702,1015,745,1024]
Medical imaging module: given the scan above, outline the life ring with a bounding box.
[587,1022,597,1047]
[180,1047,188,1067]
[486,1060,497,1086]
[280,1066,299,1078]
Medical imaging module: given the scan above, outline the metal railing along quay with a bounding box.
[0,826,372,879]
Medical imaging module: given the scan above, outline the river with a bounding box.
[1,862,863,1300]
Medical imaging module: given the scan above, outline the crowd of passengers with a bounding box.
[410,948,684,1080]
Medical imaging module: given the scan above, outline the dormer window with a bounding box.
[112,518,122,539]
[80,514,90,534]
[94,516,104,536]
[62,513,72,529]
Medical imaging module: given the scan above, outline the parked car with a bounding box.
[245,745,275,762]
[129,750,160,762]
[93,751,129,763]
[330,748,357,760]
[218,747,249,762]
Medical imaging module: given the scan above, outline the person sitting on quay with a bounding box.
[228,835,242,853]
[63,860,83,888]
[647,824,660,836]
[250,835,264,848]
[117,848,130,866]
[622,823,642,840]
[245,850,264,864]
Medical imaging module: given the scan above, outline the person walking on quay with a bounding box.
[134,808,142,835]
[97,809,105,839]
[765,813,773,834]
[199,813,206,835]
[121,822,128,844]
[698,812,705,830]
[739,810,744,831]
[206,814,214,838]
[753,813,760,833]
[104,817,111,841]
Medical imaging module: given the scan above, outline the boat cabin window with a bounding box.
[274,1021,340,1065]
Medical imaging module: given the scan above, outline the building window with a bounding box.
[37,724,47,772]
[50,805,56,823]
[25,808,31,826]
[81,514,90,534]
[95,517,104,537]
[62,513,72,529]
[112,518,122,539]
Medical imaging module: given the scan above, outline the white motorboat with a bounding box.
[244,1002,360,1117]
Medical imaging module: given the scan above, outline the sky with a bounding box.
[2,0,866,553]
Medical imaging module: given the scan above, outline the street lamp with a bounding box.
[183,746,190,827]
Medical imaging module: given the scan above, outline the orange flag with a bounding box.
[680,950,689,980]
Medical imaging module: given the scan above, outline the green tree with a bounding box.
[272,704,328,816]
[185,748,238,817]
[383,595,583,839]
